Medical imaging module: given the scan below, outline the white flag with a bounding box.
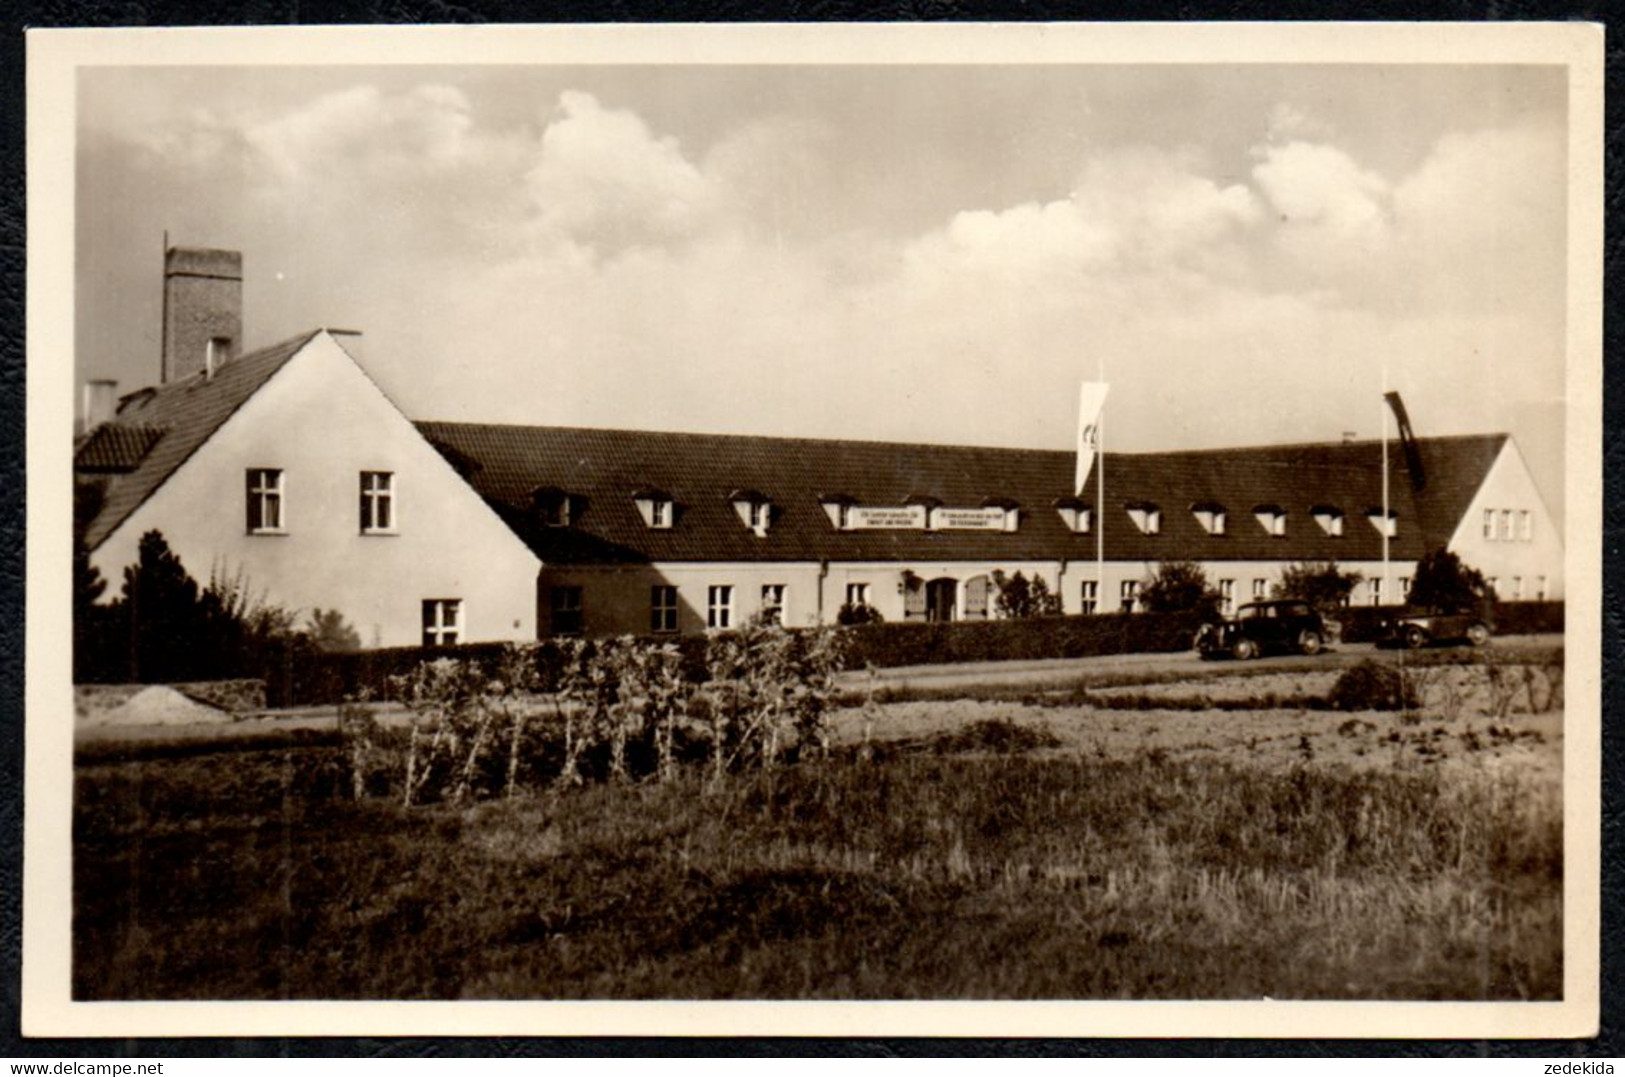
[1075,381,1109,495]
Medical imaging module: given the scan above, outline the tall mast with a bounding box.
[1381,357,1390,606]
[1096,354,1105,607]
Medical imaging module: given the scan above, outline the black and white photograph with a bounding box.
[25,23,1602,1038]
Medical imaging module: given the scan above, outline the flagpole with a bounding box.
[1096,355,1105,610]
[1381,358,1390,607]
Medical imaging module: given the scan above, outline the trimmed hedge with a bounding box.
[263,601,1563,709]
[1333,600,1564,644]
[839,611,1205,670]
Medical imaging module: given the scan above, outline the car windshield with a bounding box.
[1238,605,1270,620]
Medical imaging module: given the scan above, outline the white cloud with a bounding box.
[1251,140,1392,271]
[524,91,718,252]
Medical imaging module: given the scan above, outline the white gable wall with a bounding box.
[90,334,540,646]
[1445,439,1565,600]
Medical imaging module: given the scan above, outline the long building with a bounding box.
[73,248,1564,647]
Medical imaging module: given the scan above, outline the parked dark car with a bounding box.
[1195,600,1340,660]
[1376,606,1493,649]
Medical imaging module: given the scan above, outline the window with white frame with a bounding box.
[1126,504,1161,535]
[550,587,583,635]
[845,582,871,609]
[1498,509,1513,541]
[633,491,674,529]
[750,501,771,532]
[707,585,734,629]
[1400,576,1412,600]
[1484,508,1496,540]
[1253,505,1287,537]
[1519,510,1533,541]
[359,471,395,533]
[1080,580,1098,615]
[760,584,787,626]
[1313,507,1344,537]
[650,499,671,528]
[421,599,462,647]
[1218,578,1235,615]
[534,488,572,527]
[1192,504,1226,535]
[1252,578,1268,601]
[650,585,678,634]
[1369,578,1382,607]
[1367,510,1397,538]
[246,468,285,533]
[1120,579,1140,612]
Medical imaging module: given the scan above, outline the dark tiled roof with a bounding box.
[417,422,1508,566]
[78,332,321,550]
[73,423,166,473]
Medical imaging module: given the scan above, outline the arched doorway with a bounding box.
[926,576,958,622]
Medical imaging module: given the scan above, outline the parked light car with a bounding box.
[1376,607,1493,649]
[1195,600,1340,661]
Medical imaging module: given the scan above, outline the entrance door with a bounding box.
[963,574,990,620]
[926,577,958,622]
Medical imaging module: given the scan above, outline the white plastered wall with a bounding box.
[91,333,541,646]
[1445,440,1565,600]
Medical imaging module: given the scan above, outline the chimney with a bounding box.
[162,246,243,384]
[80,379,118,435]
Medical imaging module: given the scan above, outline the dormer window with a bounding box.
[1366,508,1397,538]
[1253,504,1287,537]
[632,488,675,530]
[980,496,1021,533]
[532,486,574,528]
[1126,501,1161,535]
[729,489,773,536]
[1312,505,1344,536]
[1053,497,1092,534]
[819,493,856,530]
[1191,501,1227,536]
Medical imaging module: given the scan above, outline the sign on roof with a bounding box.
[845,505,1015,532]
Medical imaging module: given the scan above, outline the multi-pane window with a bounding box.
[1314,508,1344,537]
[550,587,583,636]
[650,500,671,528]
[707,585,734,629]
[1498,509,1513,541]
[422,599,461,647]
[1484,509,1496,540]
[360,471,394,533]
[1519,511,1533,541]
[650,585,678,633]
[1369,578,1382,607]
[1079,580,1098,615]
[1511,577,1523,600]
[246,468,284,533]
[750,501,771,532]
[1399,577,1412,601]
[1537,576,1548,601]
[1128,506,1161,534]
[761,584,786,626]
[1252,578,1268,601]
[1218,578,1235,615]
[1120,579,1140,612]
[845,582,871,608]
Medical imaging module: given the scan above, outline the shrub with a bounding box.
[1327,660,1420,712]
[1139,560,1222,619]
[1409,547,1492,612]
[991,571,1062,618]
[1273,561,1363,617]
[836,601,884,626]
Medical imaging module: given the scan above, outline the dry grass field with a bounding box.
[73,644,1563,1001]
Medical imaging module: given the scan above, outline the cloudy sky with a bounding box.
[75,62,1569,513]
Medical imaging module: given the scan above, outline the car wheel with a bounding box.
[1232,638,1258,661]
[1298,630,1323,656]
[1403,625,1427,649]
[1465,622,1491,647]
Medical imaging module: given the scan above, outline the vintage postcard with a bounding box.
[25,22,1603,1038]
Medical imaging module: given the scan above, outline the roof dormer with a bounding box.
[1126,500,1161,535]
[531,485,576,528]
[728,488,773,536]
[1053,496,1092,534]
[1311,505,1344,536]
[1366,507,1397,538]
[632,488,675,529]
[1191,500,1227,536]
[1253,503,1287,537]
[818,492,856,530]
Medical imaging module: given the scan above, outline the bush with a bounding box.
[1273,561,1363,617]
[1327,660,1420,712]
[1409,547,1492,612]
[991,571,1062,618]
[1139,561,1221,619]
[835,601,884,626]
